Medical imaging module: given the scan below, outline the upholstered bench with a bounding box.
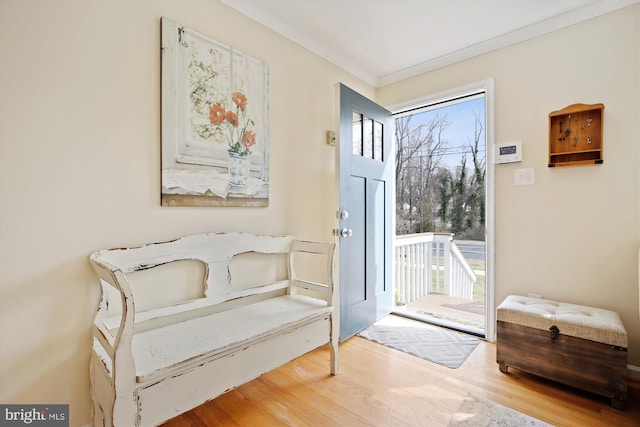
[496,295,628,409]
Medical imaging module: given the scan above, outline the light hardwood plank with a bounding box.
[162,316,640,426]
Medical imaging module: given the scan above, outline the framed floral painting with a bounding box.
[161,17,269,207]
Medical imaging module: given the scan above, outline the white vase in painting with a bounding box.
[228,152,250,187]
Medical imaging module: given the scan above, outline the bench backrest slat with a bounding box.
[91,233,294,273]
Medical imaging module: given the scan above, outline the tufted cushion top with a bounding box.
[497,295,627,348]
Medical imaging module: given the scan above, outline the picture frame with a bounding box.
[161,17,269,207]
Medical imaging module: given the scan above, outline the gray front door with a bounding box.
[338,84,393,341]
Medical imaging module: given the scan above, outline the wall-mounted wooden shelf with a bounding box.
[548,103,604,167]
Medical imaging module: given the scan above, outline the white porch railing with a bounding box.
[394,232,476,303]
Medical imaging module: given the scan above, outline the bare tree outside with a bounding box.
[395,98,486,241]
[395,112,449,234]
[465,111,486,240]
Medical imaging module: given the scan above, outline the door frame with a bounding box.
[387,79,496,342]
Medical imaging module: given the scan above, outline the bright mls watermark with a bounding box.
[0,405,68,426]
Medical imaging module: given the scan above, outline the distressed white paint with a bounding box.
[88,232,337,427]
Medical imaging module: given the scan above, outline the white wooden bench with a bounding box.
[88,232,337,427]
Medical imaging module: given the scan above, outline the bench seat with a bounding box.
[496,295,627,347]
[128,294,330,382]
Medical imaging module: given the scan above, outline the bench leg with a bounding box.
[611,396,625,410]
[329,315,339,375]
[330,336,339,375]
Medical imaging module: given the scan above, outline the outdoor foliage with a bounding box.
[395,110,485,240]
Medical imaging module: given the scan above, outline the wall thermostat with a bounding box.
[495,141,522,164]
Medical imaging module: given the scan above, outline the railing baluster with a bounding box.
[410,244,416,303]
[420,242,429,296]
[428,242,432,296]
[434,240,441,293]
[404,244,410,303]
[408,245,412,302]
[416,245,420,300]
[443,237,451,296]
[398,246,408,303]
[394,246,400,302]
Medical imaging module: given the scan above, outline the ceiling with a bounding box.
[221,0,636,87]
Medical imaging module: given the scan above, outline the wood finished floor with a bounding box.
[162,316,640,426]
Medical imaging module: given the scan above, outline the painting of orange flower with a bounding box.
[161,17,269,207]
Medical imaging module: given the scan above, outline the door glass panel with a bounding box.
[352,111,362,156]
[374,120,383,161]
[363,117,373,159]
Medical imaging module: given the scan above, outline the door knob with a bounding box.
[340,228,353,238]
[331,228,353,237]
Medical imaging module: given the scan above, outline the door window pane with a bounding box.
[352,111,362,156]
[374,120,383,161]
[363,117,373,159]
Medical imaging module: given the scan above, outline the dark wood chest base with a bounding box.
[497,320,628,409]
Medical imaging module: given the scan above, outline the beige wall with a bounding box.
[0,1,372,424]
[379,4,640,366]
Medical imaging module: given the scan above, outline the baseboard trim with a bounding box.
[628,364,640,381]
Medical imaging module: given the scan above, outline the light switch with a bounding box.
[515,168,535,185]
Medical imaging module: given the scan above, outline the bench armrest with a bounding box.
[89,254,137,383]
[288,240,336,306]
